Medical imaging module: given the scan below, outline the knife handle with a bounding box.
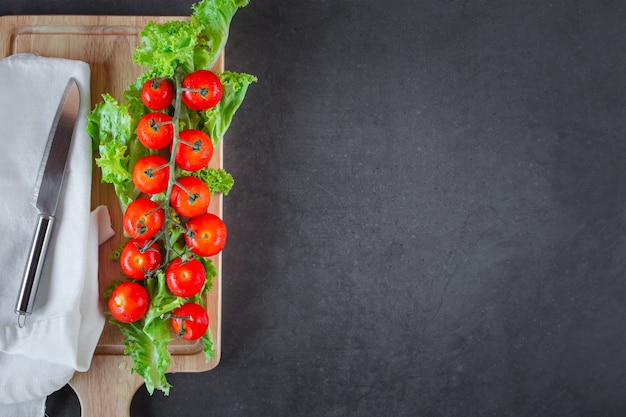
[15,213,55,327]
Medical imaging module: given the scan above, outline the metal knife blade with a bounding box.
[15,78,80,326]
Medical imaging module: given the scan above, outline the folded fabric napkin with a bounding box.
[0,54,112,416]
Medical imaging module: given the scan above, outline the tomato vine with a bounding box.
[87,0,257,395]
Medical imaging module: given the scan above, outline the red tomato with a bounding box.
[165,257,206,297]
[132,155,170,195]
[120,238,162,279]
[181,70,223,111]
[174,129,213,171]
[108,281,150,323]
[136,112,174,149]
[170,176,211,218]
[170,302,209,340]
[122,198,164,240]
[141,78,174,110]
[184,213,227,257]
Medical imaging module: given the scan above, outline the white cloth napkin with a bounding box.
[0,54,112,416]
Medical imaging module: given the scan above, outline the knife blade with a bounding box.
[14,78,80,327]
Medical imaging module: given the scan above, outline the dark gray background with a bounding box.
[2,0,626,416]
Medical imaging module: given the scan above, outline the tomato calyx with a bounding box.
[175,180,200,203]
[137,239,159,254]
[149,117,170,131]
[181,86,209,97]
[163,302,209,340]
[134,241,162,279]
[142,163,168,177]
[178,138,203,152]
[135,219,148,236]
[161,313,193,338]
[151,78,164,90]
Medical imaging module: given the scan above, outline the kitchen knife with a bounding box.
[14,78,80,327]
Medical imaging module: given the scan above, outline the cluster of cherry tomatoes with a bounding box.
[108,69,225,341]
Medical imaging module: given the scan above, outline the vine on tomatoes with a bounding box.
[88,0,257,396]
[112,44,228,367]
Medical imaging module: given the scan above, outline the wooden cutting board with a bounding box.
[0,15,223,416]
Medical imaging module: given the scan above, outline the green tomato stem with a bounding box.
[172,180,199,201]
[147,163,170,174]
[161,68,185,262]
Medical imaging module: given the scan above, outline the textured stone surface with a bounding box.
[14,0,626,415]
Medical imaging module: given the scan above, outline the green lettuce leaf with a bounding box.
[86,94,145,211]
[195,258,217,362]
[191,167,234,195]
[132,0,249,77]
[201,329,216,362]
[86,94,129,149]
[133,20,203,79]
[145,271,184,323]
[123,77,150,130]
[197,257,217,299]
[202,71,257,146]
[192,0,251,69]
[111,317,172,395]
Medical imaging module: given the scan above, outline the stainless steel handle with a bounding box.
[15,213,55,327]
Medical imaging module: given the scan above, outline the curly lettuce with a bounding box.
[133,0,250,78]
[133,20,203,79]
[191,167,234,195]
[86,94,145,211]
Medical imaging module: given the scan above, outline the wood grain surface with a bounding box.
[0,15,223,417]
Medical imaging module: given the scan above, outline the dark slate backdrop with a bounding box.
[2,1,626,416]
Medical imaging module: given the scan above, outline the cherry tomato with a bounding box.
[136,112,174,149]
[184,213,227,257]
[108,281,150,323]
[141,78,174,110]
[181,70,223,111]
[174,129,213,171]
[170,176,211,218]
[132,155,170,195]
[165,257,206,297]
[170,302,209,340]
[120,238,162,279]
[123,198,164,240]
